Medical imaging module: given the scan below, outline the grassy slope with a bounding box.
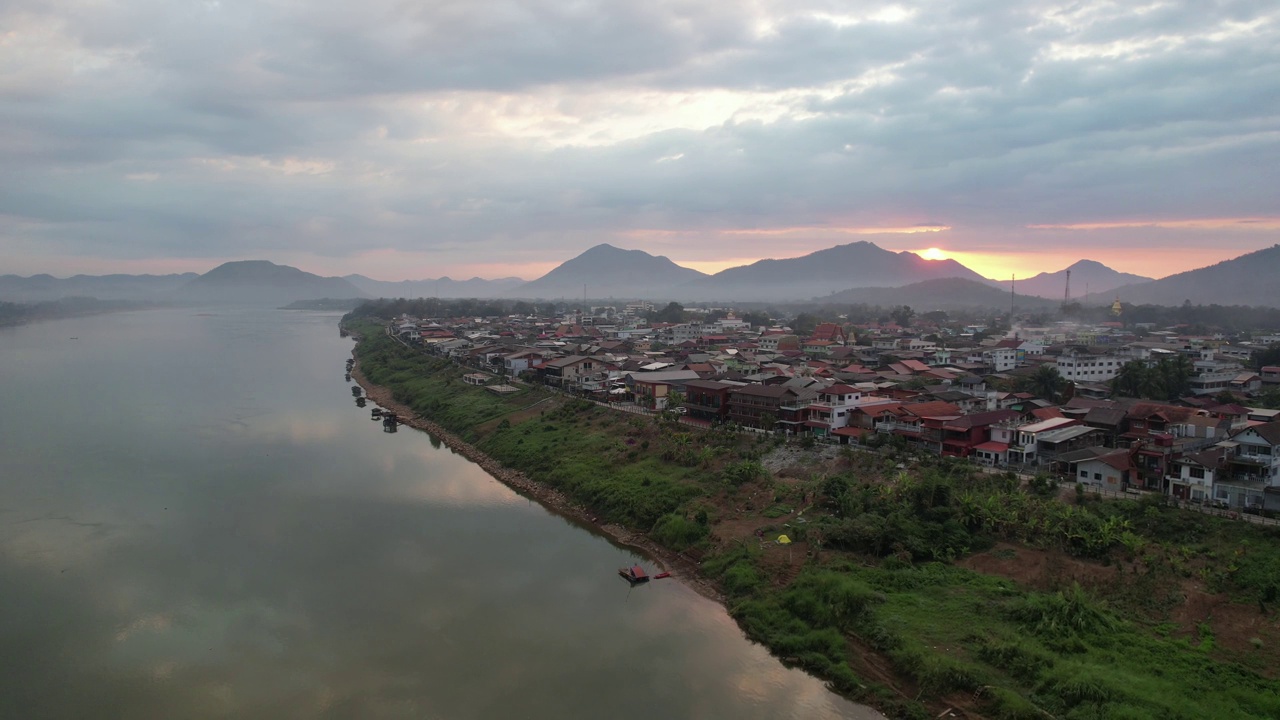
[349,319,1280,719]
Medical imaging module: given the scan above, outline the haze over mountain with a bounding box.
[344,275,526,299]
[681,241,989,302]
[178,261,367,304]
[995,260,1152,299]
[1087,244,1280,308]
[0,273,198,303]
[508,244,707,299]
[823,278,1057,312]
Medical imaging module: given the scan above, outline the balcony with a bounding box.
[778,401,814,412]
[1231,453,1275,467]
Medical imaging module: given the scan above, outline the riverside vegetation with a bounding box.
[346,316,1280,719]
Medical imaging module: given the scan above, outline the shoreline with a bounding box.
[348,358,728,606]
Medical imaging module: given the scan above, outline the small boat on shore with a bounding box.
[371,407,383,417]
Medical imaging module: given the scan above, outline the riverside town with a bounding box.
[342,293,1280,720]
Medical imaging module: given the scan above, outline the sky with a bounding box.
[2,0,1279,282]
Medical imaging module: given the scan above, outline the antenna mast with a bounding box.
[1010,274,1016,318]
[1064,269,1071,303]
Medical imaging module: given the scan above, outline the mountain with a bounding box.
[681,241,989,302]
[0,273,198,302]
[177,261,367,304]
[344,274,526,299]
[1087,244,1280,308]
[822,277,1057,311]
[996,260,1152,299]
[509,244,708,299]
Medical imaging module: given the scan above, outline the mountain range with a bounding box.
[505,244,706,299]
[178,261,366,304]
[824,278,1058,312]
[0,273,198,303]
[5,242,1280,309]
[345,274,526,299]
[1084,244,1280,308]
[683,242,989,302]
[996,260,1152,300]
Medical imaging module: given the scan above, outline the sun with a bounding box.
[919,247,948,260]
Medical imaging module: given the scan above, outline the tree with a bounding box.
[1111,360,1148,398]
[1025,365,1066,402]
[1254,344,1280,371]
[650,301,685,324]
[742,310,771,329]
[791,313,819,336]
[890,305,915,327]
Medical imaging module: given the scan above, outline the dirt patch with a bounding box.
[959,542,1121,592]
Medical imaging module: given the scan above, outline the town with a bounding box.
[371,298,1280,518]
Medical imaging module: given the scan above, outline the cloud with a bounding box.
[2,0,1278,278]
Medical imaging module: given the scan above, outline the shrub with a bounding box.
[650,513,710,551]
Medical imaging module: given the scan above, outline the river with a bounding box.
[0,307,880,719]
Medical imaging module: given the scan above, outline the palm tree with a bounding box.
[1026,365,1067,402]
[1111,360,1148,398]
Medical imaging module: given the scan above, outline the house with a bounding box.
[541,355,609,390]
[1001,417,1080,466]
[805,385,896,439]
[921,409,1021,458]
[1224,422,1280,486]
[1168,447,1230,502]
[503,349,547,376]
[682,380,737,422]
[875,401,964,445]
[1064,448,1136,490]
[727,384,820,432]
[627,370,702,409]
[981,348,1018,373]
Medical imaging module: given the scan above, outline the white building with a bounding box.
[1055,351,1125,383]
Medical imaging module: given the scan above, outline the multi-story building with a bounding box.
[1054,351,1125,383]
[727,384,819,432]
[682,380,737,422]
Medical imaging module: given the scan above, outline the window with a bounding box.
[1189,467,1205,479]
[1080,470,1089,478]
[1094,472,1102,480]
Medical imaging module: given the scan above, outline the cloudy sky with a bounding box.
[2,0,1278,281]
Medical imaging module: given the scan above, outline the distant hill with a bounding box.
[823,277,1058,311]
[178,261,367,304]
[682,241,989,302]
[995,260,1152,299]
[0,273,197,302]
[1087,245,1280,308]
[344,274,526,299]
[509,244,707,299]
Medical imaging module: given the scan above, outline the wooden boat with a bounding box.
[371,408,383,417]
[618,565,649,584]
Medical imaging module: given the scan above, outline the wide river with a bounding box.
[0,307,880,720]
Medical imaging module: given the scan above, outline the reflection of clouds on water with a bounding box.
[0,308,883,720]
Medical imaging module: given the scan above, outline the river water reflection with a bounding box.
[0,308,880,719]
